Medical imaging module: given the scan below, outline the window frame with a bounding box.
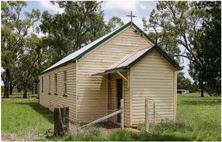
[42,77,44,92]
[54,73,57,95]
[63,71,67,96]
[48,75,51,95]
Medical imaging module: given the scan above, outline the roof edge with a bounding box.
[40,60,73,75]
[132,22,180,70]
[128,46,155,68]
[155,45,181,70]
[105,66,128,73]
[132,23,156,45]
[72,22,131,62]
[40,22,131,75]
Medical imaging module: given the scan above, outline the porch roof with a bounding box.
[92,45,154,76]
[92,44,181,76]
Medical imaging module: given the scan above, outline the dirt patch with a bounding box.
[94,121,121,129]
[1,134,21,141]
[94,121,140,133]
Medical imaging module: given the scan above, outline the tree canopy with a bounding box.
[188,1,221,96]
[1,1,41,98]
[40,1,105,64]
[143,1,221,96]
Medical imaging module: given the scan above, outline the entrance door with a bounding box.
[116,79,123,123]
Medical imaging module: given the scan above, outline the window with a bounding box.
[49,75,51,94]
[42,77,44,92]
[55,74,57,93]
[64,71,67,94]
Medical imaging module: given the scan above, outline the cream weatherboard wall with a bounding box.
[130,49,177,125]
[39,62,77,122]
[76,26,153,123]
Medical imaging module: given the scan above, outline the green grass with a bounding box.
[1,99,54,139]
[1,93,221,141]
[175,93,221,141]
[136,93,221,141]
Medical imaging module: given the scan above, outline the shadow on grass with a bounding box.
[14,101,54,123]
[181,100,221,105]
[58,129,192,141]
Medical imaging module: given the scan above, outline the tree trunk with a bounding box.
[9,80,13,95]
[4,69,10,98]
[201,80,204,97]
[201,88,204,97]
[32,83,34,94]
[23,81,28,98]
[35,83,38,94]
[54,107,70,137]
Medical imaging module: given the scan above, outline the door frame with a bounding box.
[115,77,124,123]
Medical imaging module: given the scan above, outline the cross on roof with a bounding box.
[126,11,136,25]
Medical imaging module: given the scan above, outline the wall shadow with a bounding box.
[14,102,54,123]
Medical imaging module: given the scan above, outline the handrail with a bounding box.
[78,99,124,130]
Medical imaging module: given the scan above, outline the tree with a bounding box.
[177,72,199,92]
[143,1,206,62]
[40,1,104,64]
[146,31,181,63]
[17,35,43,98]
[106,16,124,32]
[143,1,214,97]
[188,1,221,97]
[143,1,206,61]
[1,1,40,98]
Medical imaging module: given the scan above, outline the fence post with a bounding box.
[121,99,124,129]
[145,98,149,132]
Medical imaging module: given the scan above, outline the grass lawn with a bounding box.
[1,92,37,99]
[156,93,221,141]
[1,93,221,141]
[1,99,54,140]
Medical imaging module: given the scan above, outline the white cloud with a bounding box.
[26,26,45,38]
[102,1,156,15]
[102,1,158,30]
[139,1,157,10]
[38,1,64,14]
[36,31,45,38]
[102,1,139,15]
[140,4,147,10]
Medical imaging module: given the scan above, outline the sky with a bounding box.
[1,1,192,85]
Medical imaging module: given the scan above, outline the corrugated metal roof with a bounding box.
[108,45,154,70]
[41,23,130,73]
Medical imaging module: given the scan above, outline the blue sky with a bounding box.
[1,1,192,85]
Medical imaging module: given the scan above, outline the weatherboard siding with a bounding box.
[131,49,177,125]
[77,26,152,124]
[39,63,77,122]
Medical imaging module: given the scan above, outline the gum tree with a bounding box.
[1,1,40,98]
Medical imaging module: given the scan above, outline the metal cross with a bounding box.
[126,11,136,25]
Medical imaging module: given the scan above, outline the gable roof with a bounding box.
[41,22,180,74]
[41,22,131,74]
